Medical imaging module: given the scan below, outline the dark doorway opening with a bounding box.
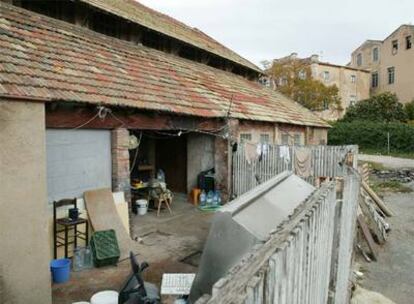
[155,135,187,193]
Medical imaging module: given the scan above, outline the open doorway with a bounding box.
[129,131,187,194]
[155,135,187,193]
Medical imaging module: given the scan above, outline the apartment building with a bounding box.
[350,25,414,103]
[270,53,370,120]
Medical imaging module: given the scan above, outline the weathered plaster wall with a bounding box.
[350,26,414,104]
[278,123,307,145]
[306,127,328,145]
[312,63,370,121]
[237,120,277,143]
[0,101,52,304]
[187,134,215,193]
[378,26,414,103]
[235,120,324,146]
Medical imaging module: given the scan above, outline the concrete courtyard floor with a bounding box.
[357,188,414,304]
[53,194,214,304]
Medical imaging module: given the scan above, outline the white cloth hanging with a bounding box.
[279,146,290,164]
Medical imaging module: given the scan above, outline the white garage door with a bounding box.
[46,129,112,203]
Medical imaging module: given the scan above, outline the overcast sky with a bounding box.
[139,0,414,68]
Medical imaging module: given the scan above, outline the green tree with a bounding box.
[405,99,414,120]
[341,92,407,123]
[266,58,342,111]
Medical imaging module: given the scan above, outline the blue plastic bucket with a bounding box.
[50,259,71,283]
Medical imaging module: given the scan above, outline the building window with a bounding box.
[356,53,362,66]
[372,72,379,88]
[406,35,412,49]
[392,40,398,55]
[240,133,252,143]
[281,133,289,145]
[294,134,302,146]
[298,70,306,80]
[323,71,330,82]
[388,67,395,84]
[349,95,357,106]
[351,75,356,83]
[373,47,379,62]
[260,134,270,143]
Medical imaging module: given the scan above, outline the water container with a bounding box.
[213,191,220,206]
[84,246,93,269]
[199,190,206,206]
[206,191,214,205]
[216,190,222,205]
[73,248,84,272]
[90,290,119,304]
[73,247,93,271]
[50,258,71,283]
[157,169,165,182]
[136,199,148,215]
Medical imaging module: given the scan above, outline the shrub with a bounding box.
[328,121,414,153]
[341,92,407,123]
[405,100,414,120]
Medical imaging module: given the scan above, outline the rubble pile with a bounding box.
[372,168,414,183]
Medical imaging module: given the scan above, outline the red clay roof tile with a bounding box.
[0,3,329,128]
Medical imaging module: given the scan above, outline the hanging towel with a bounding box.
[294,147,312,177]
[279,145,290,164]
[245,143,259,164]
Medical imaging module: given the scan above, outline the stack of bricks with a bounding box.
[111,128,131,203]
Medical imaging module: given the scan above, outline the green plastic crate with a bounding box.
[90,229,120,267]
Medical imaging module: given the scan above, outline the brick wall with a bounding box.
[238,120,277,143]
[306,127,328,145]
[111,128,131,203]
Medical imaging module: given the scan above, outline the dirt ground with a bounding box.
[359,154,414,169]
[52,196,214,304]
[357,159,414,304]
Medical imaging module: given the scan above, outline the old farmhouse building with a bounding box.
[0,1,329,303]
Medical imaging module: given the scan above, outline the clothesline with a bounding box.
[241,142,313,178]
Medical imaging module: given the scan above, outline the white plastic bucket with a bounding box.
[90,290,118,304]
[136,199,148,215]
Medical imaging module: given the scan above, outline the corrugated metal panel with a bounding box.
[195,180,341,304]
[232,144,358,196]
[46,129,112,202]
[190,172,316,302]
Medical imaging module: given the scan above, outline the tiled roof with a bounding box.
[0,3,329,128]
[79,0,261,73]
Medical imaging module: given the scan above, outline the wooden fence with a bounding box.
[196,172,360,304]
[232,145,358,197]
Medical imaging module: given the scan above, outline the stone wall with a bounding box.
[111,128,131,203]
[0,101,52,304]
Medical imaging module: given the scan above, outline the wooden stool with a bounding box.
[156,191,173,217]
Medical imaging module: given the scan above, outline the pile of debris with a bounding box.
[371,168,414,183]
[356,164,393,262]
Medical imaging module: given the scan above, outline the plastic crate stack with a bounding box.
[90,229,120,267]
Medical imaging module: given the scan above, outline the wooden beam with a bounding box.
[362,181,394,217]
[357,213,378,261]
[45,105,226,133]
